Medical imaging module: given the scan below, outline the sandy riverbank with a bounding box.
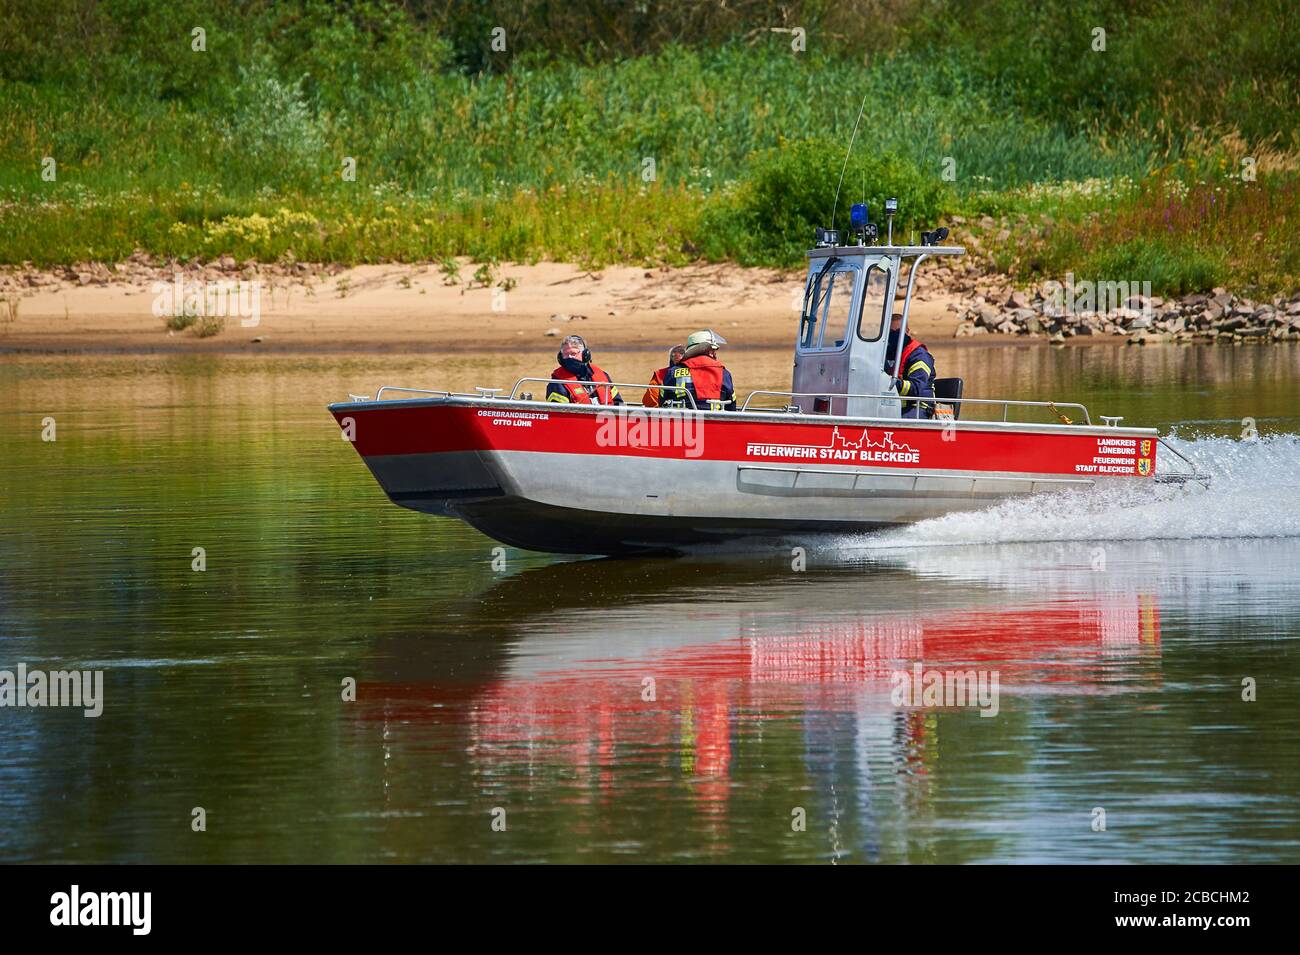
[0,259,976,355]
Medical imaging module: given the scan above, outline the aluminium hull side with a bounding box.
[361,448,1102,553]
[328,397,1161,555]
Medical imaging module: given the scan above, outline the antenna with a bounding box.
[830,88,870,238]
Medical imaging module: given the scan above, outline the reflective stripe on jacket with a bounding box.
[546,364,621,404]
[643,365,688,408]
[886,336,936,417]
[672,355,736,411]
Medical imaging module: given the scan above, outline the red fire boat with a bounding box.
[329,211,1202,555]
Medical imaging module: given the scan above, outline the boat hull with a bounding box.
[329,398,1162,555]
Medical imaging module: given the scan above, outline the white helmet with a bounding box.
[685,329,727,357]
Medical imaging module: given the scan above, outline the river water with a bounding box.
[2,344,1299,863]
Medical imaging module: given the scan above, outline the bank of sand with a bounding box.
[1,258,1084,397]
[2,260,975,355]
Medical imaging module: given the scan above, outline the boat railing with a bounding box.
[1153,437,1210,484]
[740,390,1093,425]
[372,386,454,401]
[509,378,700,409]
[363,382,1092,427]
[368,386,511,401]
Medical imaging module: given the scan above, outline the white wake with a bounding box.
[856,433,1300,547]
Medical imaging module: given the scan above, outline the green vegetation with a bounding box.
[991,165,1300,295]
[1,0,1296,292]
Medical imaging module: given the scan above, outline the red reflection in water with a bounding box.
[360,594,1161,818]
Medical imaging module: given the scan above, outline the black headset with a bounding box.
[557,336,591,364]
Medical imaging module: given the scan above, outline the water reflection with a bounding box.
[354,551,1170,861]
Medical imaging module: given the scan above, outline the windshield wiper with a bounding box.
[799,256,840,345]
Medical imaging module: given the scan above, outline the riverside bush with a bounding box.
[701,139,951,266]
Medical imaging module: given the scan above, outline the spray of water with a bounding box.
[856,433,1300,548]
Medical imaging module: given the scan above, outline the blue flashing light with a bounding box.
[849,203,869,229]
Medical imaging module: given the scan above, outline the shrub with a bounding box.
[165,312,198,332]
[194,314,225,337]
[1081,240,1225,296]
[700,138,952,267]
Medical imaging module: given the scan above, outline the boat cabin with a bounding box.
[791,212,965,419]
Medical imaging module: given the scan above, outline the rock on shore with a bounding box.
[950,285,1300,345]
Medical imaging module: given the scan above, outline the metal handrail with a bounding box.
[742,390,884,411]
[373,386,453,401]
[368,381,1090,425]
[741,390,1093,425]
[1154,436,1210,482]
[891,252,929,387]
[509,377,700,409]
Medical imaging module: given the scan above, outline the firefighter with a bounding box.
[884,312,936,419]
[667,329,736,411]
[643,344,686,408]
[546,335,623,405]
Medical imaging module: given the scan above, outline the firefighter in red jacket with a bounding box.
[884,313,937,419]
[643,344,686,408]
[664,329,736,411]
[546,335,623,405]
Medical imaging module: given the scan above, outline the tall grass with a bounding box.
[0,183,715,269]
[0,46,1160,199]
[0,46,1165,268]
[1001,174,1300,295]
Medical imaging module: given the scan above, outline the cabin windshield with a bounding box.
[799,259,858,351]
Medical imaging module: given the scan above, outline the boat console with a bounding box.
[792,240,965,418]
